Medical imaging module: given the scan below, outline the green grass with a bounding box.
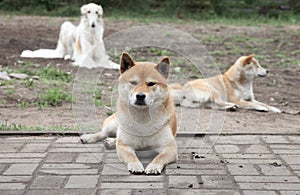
[37,88,72,108]
[0,122,80,131]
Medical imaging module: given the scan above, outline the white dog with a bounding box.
[21,3,119,69]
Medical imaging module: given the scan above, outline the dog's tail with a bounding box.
[20,48,63,59]
[169,83,185,105]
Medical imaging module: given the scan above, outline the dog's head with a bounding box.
[240,54,269,77]
[80,3,103,28]
[118,52,170,109]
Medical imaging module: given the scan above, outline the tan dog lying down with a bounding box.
[171,54,281,112]
[81,53,178,174]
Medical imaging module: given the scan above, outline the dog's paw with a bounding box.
[104,138,116,150]
[228,105,238,112]
[145,163,164,175]
[256,106,268,112]
[128,161,144,174]
[80,134,96,144]
[269,106,281,113]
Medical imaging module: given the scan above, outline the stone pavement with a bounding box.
[0,134,299,195]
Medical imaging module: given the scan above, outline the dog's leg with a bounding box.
[232,99,269,112]
[116,140,144,174]
[145,139,177,175]
[212,92,238,111]
[80,114,117,144]
[252,100,281,113]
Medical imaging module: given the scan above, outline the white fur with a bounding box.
[20,3,119,69]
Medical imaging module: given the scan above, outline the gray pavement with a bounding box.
[0,134,299,195]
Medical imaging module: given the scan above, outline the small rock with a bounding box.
[188,184,193,188]
[176,165,181,169]
[270,97,275,101]
[239,165,243,168]
[104,73,113,77]
[0,72,11,80]
[270,162,281,167]
[31,76,40,80]
[174,67,181,73]
[9,73,29,80]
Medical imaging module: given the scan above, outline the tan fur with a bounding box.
[171,54,281,113]
[81,53,178,174]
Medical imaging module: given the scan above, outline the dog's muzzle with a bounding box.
[135,93,147,106]
[91,22,95,28]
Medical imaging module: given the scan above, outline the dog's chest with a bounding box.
[234,84,254,100]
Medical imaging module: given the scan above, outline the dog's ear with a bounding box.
[120,52,135,74]
[155,57,170,79]
[97,5,103,16]
[242,54,255,66]
[80,4,88,15]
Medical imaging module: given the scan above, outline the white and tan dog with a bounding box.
[81,53,178,174]
[171,54,281,112]
[21,3,118,69]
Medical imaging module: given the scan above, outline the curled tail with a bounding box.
[169,83,185,105]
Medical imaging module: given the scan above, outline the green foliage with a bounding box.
[0,0,299,20]
[37,88,72,107]
[39,66,72,82]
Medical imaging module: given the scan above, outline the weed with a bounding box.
[37,88,72,107]
[39,66,72,82]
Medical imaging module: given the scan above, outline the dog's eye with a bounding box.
[147,82,156,87]
[130,81,137,85]
[87,11,91,14]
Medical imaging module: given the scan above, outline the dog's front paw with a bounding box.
[269,106,281,113]
[128,161,144,174]
[80,134,96,144]
[256,106,268,112]
[145,163,164,175]
[228,105,238,112]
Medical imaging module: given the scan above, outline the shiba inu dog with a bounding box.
[81,53,178,174]
[171,54,281,112]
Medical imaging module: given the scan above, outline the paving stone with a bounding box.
[166,168,226,175]
[201,176,236,189]
[101,164,129,175]
[3,164,39,175]
[49,147,102,153]
[287,136,300,143]
[168,189,240,195]
[39,169,98,175]
[0,190,24,195]
[280,191,300,195]
[0,143,24,152]
[270,145,300,150]
[97,189,131,195]
[5,137,55,141]
[168,176,198,188]
[76,153,104,163]
[0,176,32,183]
[30,176,65,189]
[238,183,300,190]
[280,155,300,164]
[259,164,292,175]
[44,153,76,163]
[0,153,46,158]
[100,175,165,182]
[65,175,98,188]
[222,154,275,159]
[167,163,224,170]
[214,145,240,153]
[243,190,276,195]
[132,189,169,195]
[0,164,7,173]
[55,137,81,143]
[0,183,25,190]
[262,136,291,143]
[20,143,50,153]
[25,189,96,195]
[290,165,300,170]
[42,163,92,169]
[272,150,300,154]
[0,158,42,164]
[244,145,270,154]
[225,159,283,164]
[100,182,164,189]
[227,164,260,175]
[211,135,261,144]
[234,176,300,183]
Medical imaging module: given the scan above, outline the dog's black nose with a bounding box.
[91,23,95,28]
[266,70,269,74]
[136,93,146,101]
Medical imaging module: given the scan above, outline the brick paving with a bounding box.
[0,134,299,194]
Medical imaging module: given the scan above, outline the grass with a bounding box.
[37,88,72,108]
[0,122,80,131]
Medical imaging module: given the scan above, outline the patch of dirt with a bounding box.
[0,15,299,134]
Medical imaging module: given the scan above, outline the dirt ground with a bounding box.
[0,15,299,134]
